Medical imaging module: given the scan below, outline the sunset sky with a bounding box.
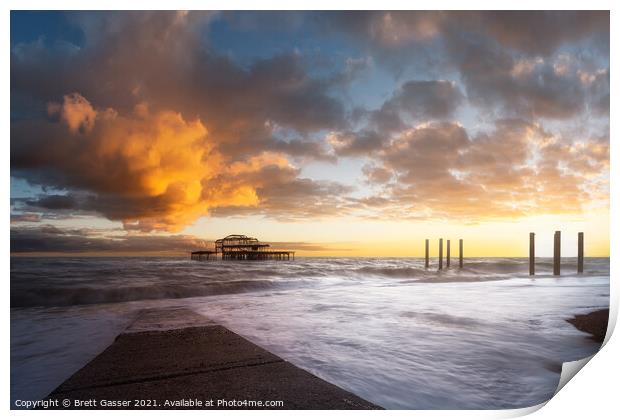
[10,11,610,257]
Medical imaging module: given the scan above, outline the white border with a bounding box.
[3,2,616,419]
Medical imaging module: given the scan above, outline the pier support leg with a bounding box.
[459,239,463,269]
[438,239,443,270]
[529,233,535,276]
[447,240,451,268]
[578,232,584,274]
[553,231,561,276]
[425,239,429,269]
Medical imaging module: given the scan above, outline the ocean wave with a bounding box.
[10,257,610,308]
[353,266,428,279]
[10,279,287,308]
[400,311,488,328]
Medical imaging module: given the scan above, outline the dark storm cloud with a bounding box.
[459,11,609,56]
[371,80,463,131]
[10,225,341,254]
[324,11,608,56]
[12,193,98,221]
[327,130,386,157]
[10,225,208,253]
[386,80,463,118]
[323,11,609,119]
[328,78,463,155]
[26,194,78,210]
[10,213,41,223]
[444,34,591,119]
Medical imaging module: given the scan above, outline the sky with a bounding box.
[10,11,610,257]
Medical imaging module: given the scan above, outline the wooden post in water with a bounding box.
[459,239,463,268]
[577,232,584,274]
[425,239,429,269]
[446,240,451,268]
[553,231,561,276]
[438,238,443,270]
[529,233,535,276]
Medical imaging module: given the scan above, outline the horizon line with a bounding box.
[9,253,611,258]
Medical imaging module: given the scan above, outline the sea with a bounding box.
[10,257,610,409]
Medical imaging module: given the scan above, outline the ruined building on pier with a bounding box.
[191,234,295,261]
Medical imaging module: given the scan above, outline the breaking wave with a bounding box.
[10,257,610,308]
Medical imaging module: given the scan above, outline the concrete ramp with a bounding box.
[47,308,380,409]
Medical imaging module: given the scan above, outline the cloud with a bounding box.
[12,96,353,229]
[209,165,355,220]
[10,11,609,230]
[47,93,98,133]
[445,37,594,119]
[11,13,348,143]
[359,120,608,220]
[10,225,209,254]
[327,79,463,156]
[323,11,608,118]
[585,68,610,115]
[371,80,463,131]
[327,130,385,157]
[387,80,463,118]
[274,139,336,163]
[26,194,78,210]
[10,213,41,223]
[10,12,359,231]
[327,11,445,46]
[325,11,608,55]
[461,11,609,56]
[362,164,393,184]
[10,225,343,254]
[13,97,272,231]
[384,122,469,181]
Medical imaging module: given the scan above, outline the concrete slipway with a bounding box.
[46,308,381,410]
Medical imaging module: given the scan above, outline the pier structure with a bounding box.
[528,231,585,275]
[529,233,535,275]
[578,232,584,274]
[425,238,464,270]
[191,234,295,261]
[190,250,218,261]
[438,239,443,270]
[553,231,561,275]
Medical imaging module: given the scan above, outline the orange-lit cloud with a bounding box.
[17,94,290,231]
[350,120,609,221]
